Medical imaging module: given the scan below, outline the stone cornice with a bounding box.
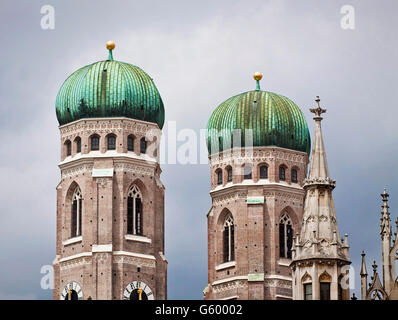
[210,184,305,204]
[303,177,336,189]
[59,157,158,180]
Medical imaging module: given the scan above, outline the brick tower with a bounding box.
[203,73,311,300]
[53,42,167,300]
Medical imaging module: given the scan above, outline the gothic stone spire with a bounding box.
[291,96,351,300]
[293,96,350,262]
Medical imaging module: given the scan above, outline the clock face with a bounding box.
[60,281,83,300]
[123,281,154,300]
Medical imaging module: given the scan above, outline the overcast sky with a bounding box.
[1,0,398,299]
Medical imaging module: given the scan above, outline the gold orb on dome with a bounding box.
[106,41,116,50]
[253,72,263,81]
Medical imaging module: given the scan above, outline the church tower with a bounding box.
[203,73,311,300]
[53,42,167,300]
[290,97,350,300]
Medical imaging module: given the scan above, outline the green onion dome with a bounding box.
[55,41,165,128]
[206,73,311,155]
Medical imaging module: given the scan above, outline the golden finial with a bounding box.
[106,41,115,60]
[106,41,116,50]
[253,72,263,81]
[253,72,262,90]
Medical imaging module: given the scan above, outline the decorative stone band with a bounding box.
[303,177,336,189]
[59,117,159,141]
[209,147,308,172]
[290,257,351,268]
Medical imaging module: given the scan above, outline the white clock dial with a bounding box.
[123,280,154,300]
[60,281,83,300]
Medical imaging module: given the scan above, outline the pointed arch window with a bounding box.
[107,134,116,150]
[279,166,286,181]
[127,185,143,235]
[223,215,235,263]
[71,187,82,238]
[291,168,298,183]
[279,213,293,259]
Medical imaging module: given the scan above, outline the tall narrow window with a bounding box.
[279,213,293,258]
[243,164,252,180]
[223,215,235,263]
[320,282,331,300]
[127,136,134,151]
[304,283,313,300]
[107,135,116,150]
[291,169,298,183]
[71,187,82,238]
[75,137,81,153]
[66,140,71,156]
[227,167,232,182]
[217,170,223,185]
[127,185,143,235]
[91,135,99,151]
[259,165,268,179]
[140,138,147,154]
[279,166,286,181]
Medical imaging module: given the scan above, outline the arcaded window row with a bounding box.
[64,134,148,157]
[216,164,298,186]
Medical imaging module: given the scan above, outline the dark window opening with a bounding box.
[291,169,298,183]
[140,138,147,154]
[127,136,134,151]
[66,141,71,156]
[91,136,99,151]
[260,165,268,179]
[279,166,286,181]
[320,282,331,300]
[107,135,116,150]
[76,138,81,153]
[217,171,223,185]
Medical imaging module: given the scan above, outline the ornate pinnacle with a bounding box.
[309,96,326,120]
[380,188,392,238]
[360,251,367,276]
[381,188,389,202]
